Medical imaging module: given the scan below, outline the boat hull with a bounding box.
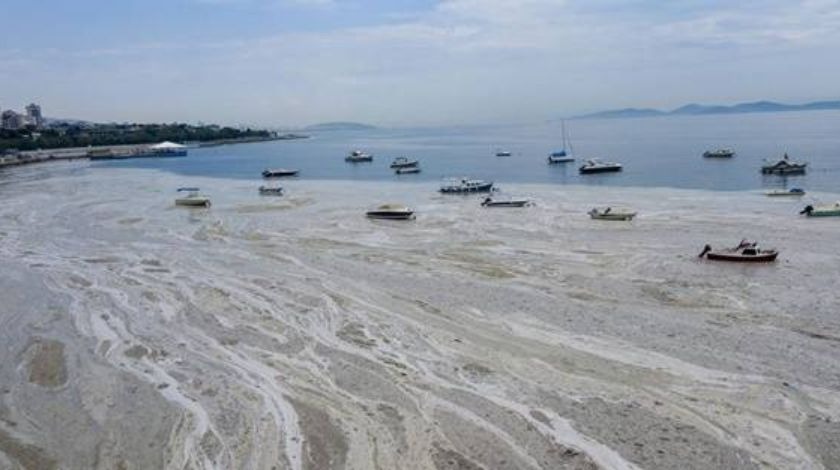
[705,252,778,262]
[390,161,419,169]
[395,168,421,174]
[806,210,840,217]
[482,200,530,207]
[175,198,211,207]
[589,213,635,221]
[262,170,298,178]
[440,183,494,194]
[548,156,574,163]
[366,211,415,220]
[580,166,622,174]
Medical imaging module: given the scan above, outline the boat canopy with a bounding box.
[151,141,187,150]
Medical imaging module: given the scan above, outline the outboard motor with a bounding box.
[481,197,491,206]
[698,244,712,258]
[799,205,814,215]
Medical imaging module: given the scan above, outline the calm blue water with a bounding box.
[96,111,840,192]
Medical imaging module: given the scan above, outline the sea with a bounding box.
[95,110,840,192]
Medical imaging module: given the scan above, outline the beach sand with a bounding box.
[1,162,839,469]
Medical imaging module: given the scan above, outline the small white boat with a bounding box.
[588,207,636,221]
[390,157,419,168]
[579,159,623,174]
[440,178,494,193]
[366,204,415,220]
[175,187,211,207]
[258,185,284,196]
[766,188,805,197]
[703,149,735,158]
[800,203,840,217]
[346,150,373,162]
[395,167,421,175]
[481,196,532,208]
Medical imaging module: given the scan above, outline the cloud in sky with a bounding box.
[1,0,838,126]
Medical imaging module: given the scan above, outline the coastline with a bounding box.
[1,165,839,469]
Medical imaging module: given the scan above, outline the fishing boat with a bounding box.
[366,204,415,220]
[548,121,575,163]
[698,240,778,262]
[481,196,532,207]
[262,168,299,178]
[579,159,623,174]
[175,188,211,207]
[588,207,636,220]
[800,203,840,217]
[258,185,284,196]
[495,150,512,157]
[346,150,373,162]
[390,157,419,169]
[440,178,494,194]
[761,154,807,174]
[766,188,805,197]
[395,167,421,175]
[703,149,735,158]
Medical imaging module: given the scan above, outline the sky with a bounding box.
[1,0,839,127]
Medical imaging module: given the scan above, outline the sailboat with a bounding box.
[548,121,575,163]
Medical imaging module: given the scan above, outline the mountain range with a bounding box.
[574,100,840,119]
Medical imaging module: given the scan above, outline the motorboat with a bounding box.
[366,204,415,220]
[761,154,807,174]
[258,185,284,196]
[588,207,636,221]
[495,150,512,157]
[579,159,623,174]
[346,150,373,162]
[481,196,532,208]
[800,203,840,217]
[703,149,735,158]
[440,178,494,194]
[548,120,575,163]
[395,167,421,175]
[766,188,805,197]
[390,157,419,169]
[175,187,211,207]
[698,240,778,262]
[262,168,299,178]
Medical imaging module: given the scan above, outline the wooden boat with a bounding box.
[366,204,415,220]
[761,154,807,174]
[395,167,421,175]
[698,241,778,262]
[258,185,284,196]
[390,157,419,169]
[262,168,299,178]
[800,203,840,217]
[175,188,211,207]
[579,159,623,174]
[766,188,805,197]
[346,150,373,162]
[481,197,531,207]
[440,178,494,194]
[703,149,735,158]
[588,207,636,220]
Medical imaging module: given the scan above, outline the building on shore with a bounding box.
[1,102,44,130]
[1,110,24,130]
[25,103,43,128]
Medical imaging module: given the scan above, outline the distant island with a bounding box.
[303,122,377,131]
[575,100,840,119]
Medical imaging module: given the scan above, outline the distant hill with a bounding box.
[303,122,376,131]
[575,100,840,119]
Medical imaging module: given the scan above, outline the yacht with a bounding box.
[440,178,494,194]
[761,154,807,174]
[262,168,299,178]
[703,149,735,158]
[579,159,623,174]
[346,150,373,162]
[390,157,419,169]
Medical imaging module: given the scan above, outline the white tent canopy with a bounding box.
[149,141,186,149]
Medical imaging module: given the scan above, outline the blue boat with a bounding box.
[548,121,575,163]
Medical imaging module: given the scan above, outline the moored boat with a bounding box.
[258,185,284,196]
[588,207,636,220]
[390,157,419,169]
[495,150,512,157]
[262,168,299,178]
[440,178,494,194]
[579,159,623,174]
[481,196,532,207]
[366,204,415,220]
[395,166,421,175]
[698,240,778,262]
[346,150,373,162]
[761,154,807,174]
[548,120,575,163]
[766,188,805,197]
[703,149,735,158]
[175,187,211,207]
[800,203,840,217]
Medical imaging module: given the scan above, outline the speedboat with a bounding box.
[588,207,636,221]
[481,196,532,208]
[390,157,419,169]
[800,203,840,217]
[395,167,421,175]
[579,159,623,174]
[495,150,512,157]
[262,168,299,178]
[703,149,735,158]
[761,154,807,174]
[440,178,494,194]
[175,188,211,207]
[698,240,778,262]
[346,150,373,162]
[258,185,284,196]
[766,188,805,197]
[366,204,415,220]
